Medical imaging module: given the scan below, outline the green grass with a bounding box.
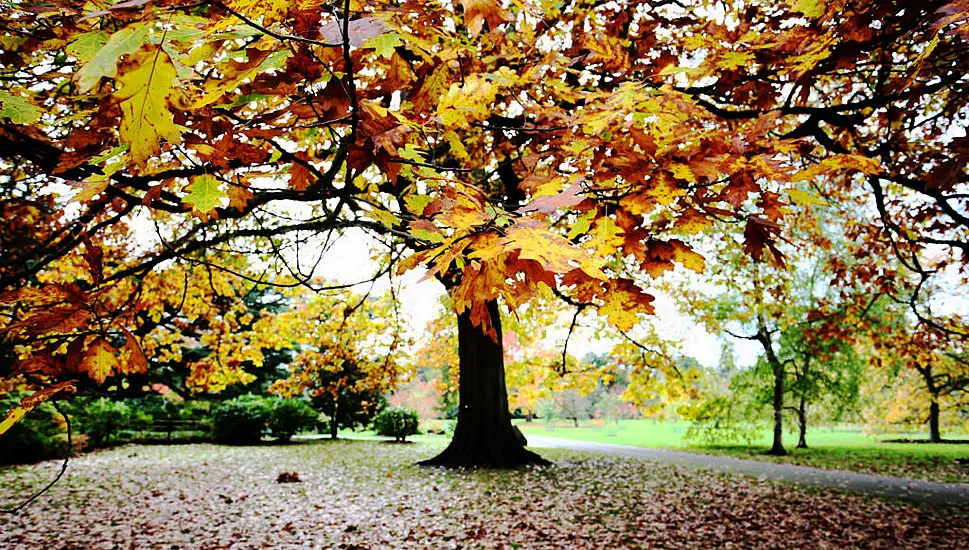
[515,419,969,483]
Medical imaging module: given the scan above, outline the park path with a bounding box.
[525,434,969,507]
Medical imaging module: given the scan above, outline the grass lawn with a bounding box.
[515,420,969,483]
[2,439,967,549]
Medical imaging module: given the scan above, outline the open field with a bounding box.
[2,439,968,549]
[515,420,969,483]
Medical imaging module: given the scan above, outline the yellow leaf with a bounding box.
[787,188,827,206]
[718,51,754,70]
[115,47,183,167]
[79,338,121,384]
[791,0,824,18]
[0,381,76,436]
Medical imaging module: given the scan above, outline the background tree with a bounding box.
[266,289,403,439]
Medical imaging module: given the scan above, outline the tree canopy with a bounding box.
[2,0,968,465]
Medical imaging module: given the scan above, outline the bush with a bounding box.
[211,395,271,445]
[269,398,318,441]
[68,398,132,448]
[373,406,420,442]
[0,394,69,465]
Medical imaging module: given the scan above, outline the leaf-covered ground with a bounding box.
[2,440,967,549]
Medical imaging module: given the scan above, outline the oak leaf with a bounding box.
[116,47,183,167]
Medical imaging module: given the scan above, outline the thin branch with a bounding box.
[1,401,71,514]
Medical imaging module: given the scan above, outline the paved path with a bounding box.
[525,435,969,507]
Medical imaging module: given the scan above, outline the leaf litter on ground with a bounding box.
[1,439,967,549]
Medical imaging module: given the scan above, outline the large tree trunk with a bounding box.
[420,300,549,468]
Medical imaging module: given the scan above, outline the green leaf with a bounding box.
[0,89,42,124]
[76,24,149,92]
[364,31,402,59]
[66,31,110,62]
[184,174,226,215]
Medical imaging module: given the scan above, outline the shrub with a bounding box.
[0,394,69,465]
[269,398,318,441]
[69,398,132,448]
[211,395,271,445]
[373,406,420,442]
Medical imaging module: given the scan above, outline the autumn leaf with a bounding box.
[115,47,183,167]
[75,24,149,92]
[517,182,585,214]
[120,327,149,375]
[459,0,513,36]
[787,188,828,206]
[184,174,226,217]
[0,89,42,124]
[79,338,122,384]
[364,31,402,59]
[0,381,76,437]
[791,0,825,18]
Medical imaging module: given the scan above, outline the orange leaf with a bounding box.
[120,327,149,375]
[459,0,513,36]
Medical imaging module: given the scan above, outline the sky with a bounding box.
[312,229,753,368]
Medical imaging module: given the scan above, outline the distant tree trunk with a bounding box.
[572,416,579,428]
[919,363,942,443]
[796,395,808,449]
[922,364,942,443]
[329,398,339,440]
[420,299,549,468]
[757,316,787,456]
[525,410,534,422]
[928,400,941,443]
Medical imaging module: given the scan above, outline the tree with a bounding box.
[3,0,969,469]
[266,289,403,439]
[867,301,969,442]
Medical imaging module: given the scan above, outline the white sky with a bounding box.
[314,229,742,368]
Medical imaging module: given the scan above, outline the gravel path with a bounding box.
[526,435,969,507]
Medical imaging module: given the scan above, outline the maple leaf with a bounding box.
[184,174,227,217]
[79,338,122,384]
[364,31,402,59]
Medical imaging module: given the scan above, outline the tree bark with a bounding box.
[920,363,942,443]
[757,317,787,456]
[796,395,808,449]
[419,300,549,468]
[329,399,339,440]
